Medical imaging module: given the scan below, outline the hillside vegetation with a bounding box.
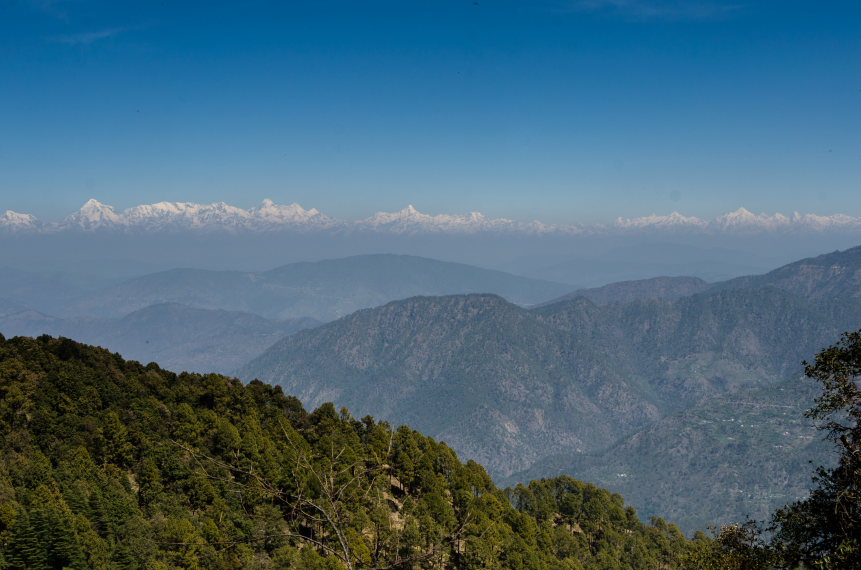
[0,334,697,569]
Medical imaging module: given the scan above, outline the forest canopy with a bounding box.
[0,334,698,570]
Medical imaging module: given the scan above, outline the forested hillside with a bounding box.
[0,334,698,569]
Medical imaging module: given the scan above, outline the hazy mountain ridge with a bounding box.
[0,302,317,374]
[713,244,861,299]
[543,244,861,305]
[61,254,573,321]
[543,276,711,305]
[4,199,861,235]
[0,267,86,315]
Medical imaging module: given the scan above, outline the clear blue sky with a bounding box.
[1,0,858,223]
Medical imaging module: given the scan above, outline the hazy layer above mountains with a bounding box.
[0,254,570,371]
[60,254,571,321]
[3,220,860,292]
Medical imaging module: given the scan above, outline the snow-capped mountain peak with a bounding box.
[52,199,344,232]
[615,211,707,229]
[0,210,40,231]
[714,208,791,231]
[64,199,122,230]
[250,199,335,227]
[357,205,577,234]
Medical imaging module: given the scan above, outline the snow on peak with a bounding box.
[789,211,861,231]
[358,205,579,234]
[250,199,337,228]
[0,210,39,231]
[615,211,707,230]
[609,208,861,234]
[615,208,861,233]
[359,205,504,233]
[713,208,792,231]
[64,199,122,230]
[54,199,343,232]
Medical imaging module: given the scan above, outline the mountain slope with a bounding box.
[64,254,573,320]
[543,276,710,306]
[508,376,833,532]
[714,244,861,299]
[241,294,662,476]
[240,287,861,484]
[534,287,855,410]
[0,334,696,569]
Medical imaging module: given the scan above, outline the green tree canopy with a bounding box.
[0,334,698,570]
[770,330,861,569]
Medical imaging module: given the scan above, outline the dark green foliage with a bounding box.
[769,330,861,569]
[683,522,777,570]
[507,477,690,569]
[0,335,696,569]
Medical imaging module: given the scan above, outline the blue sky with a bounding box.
[1,0,858,223]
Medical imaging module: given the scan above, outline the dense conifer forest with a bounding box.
[0,334,701,569]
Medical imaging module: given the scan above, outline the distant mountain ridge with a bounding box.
[543,244,861,305]
[0,301,317,373]
[4,198,861,235]
[543,276,711,305]
[62,254,573,321]
[714,244,861,299]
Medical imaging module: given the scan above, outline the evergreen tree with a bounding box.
[770,330,861,569]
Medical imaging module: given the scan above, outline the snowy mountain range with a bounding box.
[57,198,341,232]
[2,199,861,235]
